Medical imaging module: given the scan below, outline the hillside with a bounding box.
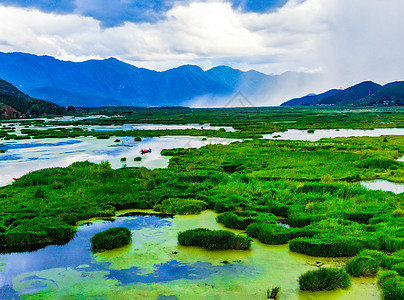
[350,82,404,106]
[0,52,316,107]
[281,89,341,107]
[281,81,404,107]
[0,79,64,119]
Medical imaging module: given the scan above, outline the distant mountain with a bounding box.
[281,89,341,107]
[0,52,316,107]
[354,81,404,106]
[281,81,404,107]
[0,79,64,119]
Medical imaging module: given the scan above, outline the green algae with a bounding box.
[9,210,382,300]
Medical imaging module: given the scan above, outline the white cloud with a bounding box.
[0,0,403,103]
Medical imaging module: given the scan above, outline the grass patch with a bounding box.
[298,267,351,291]
[154,198,207,215]
[177,228,252,250]
[90,227,131,251]
[346,255,380,277]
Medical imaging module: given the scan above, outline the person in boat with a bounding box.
[140,148,152,155]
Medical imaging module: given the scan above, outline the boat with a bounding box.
[140,148,152,155]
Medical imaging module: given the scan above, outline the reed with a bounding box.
[298,268,351,291]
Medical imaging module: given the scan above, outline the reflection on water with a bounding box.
[361,180,404,194]
[0,211,381,300]
[262,128,404,141]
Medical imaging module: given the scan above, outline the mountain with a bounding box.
[281,81,404,107]
[0,79,64,119]
[354,81,404,106]
[0,52,316,107]
[281,89,341,106]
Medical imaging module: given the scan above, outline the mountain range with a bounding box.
[0,52,317,107]
[281,81,404,106]
[0,79,64,119]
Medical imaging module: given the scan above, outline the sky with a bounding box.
[0,0,403,97]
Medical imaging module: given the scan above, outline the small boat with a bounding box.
[140,148,152,155]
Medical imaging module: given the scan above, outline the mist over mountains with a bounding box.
[0,52,318,107]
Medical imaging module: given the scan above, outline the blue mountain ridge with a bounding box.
[0,52,316,107]
[281,81,404,106]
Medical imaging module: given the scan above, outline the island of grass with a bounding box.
[298,267,351,291]
[90,227,131,251]
[178,228,252,250]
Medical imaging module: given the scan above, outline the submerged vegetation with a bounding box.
[177,228,252,250]
[90,227,131,251]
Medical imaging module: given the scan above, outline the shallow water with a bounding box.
[0,135,237,186]
[2,122,235,135]
[361,180,404,194]
[0,210,381,299]
[262,128,404,141]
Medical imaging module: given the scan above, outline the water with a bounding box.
[2,122,235,135]
[361,180,404,194]
[0,211,380,300]
[262,128,404,141]
[0,135,237,187]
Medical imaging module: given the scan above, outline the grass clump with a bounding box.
[345,255,380,277]
[154,198,207,215]
[177,228,252,250]
[391,262,404,276]
[298,268,351,291]
[134,156,142,162]
[90,227,131,251]
[378,270,399,286]
[120,157,126,162]
[257,224,294,245]
[266,286,280,299]
[134,137,141,141]
[378,275,404,300]
[216,211,276,230]
[289,237,363,257]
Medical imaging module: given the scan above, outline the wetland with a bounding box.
[0,107,403,299]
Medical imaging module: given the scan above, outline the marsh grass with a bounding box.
[154,198,207,215]
[298,268,351,291]
[216,211,276,230]
[90,227,131,251]
[345,255,380,277]
[177,228,252,250]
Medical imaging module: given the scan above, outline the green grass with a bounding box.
[177,228,252,250]
[216,211,276,230]
[345,255,380,277]
[154,198,207,215]
[90,227,131,251]
[0,133,403,254]
[298,268,351,291]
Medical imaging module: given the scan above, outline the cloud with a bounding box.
[0,0,290,27]
[0,0,403,105]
